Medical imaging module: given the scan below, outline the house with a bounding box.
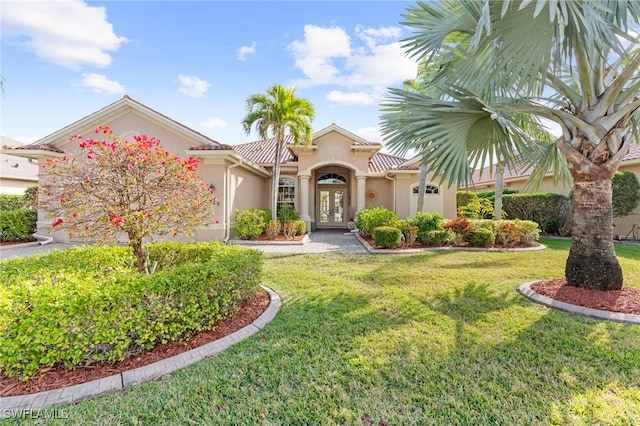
[0,136,39,195]
[469,144,640,238]
[4,96,456,242]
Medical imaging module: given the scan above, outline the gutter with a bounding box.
[33,233,54,245]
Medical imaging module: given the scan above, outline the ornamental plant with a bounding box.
[39,126,215,273]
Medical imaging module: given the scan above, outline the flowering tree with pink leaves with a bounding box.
[39,126,215,273]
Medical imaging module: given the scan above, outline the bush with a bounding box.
[405,211,444,234]
[404,225,418,245]
[23,186,38,210]
[373,226,402,248]
[514,219,540,246]
[502,193,568,234]
[278,204,299,225]
[496,221,522,245]
[475,189,519,200]
[355,206,401,236]
[458,198,496,219]
[0,209,37,242]
[420,229,451,246]
[612,171,640,217]
[0,242,262,379]
[295,220,307,235]
[443,216,472,237]
[0,194,25,211]
[235,208,269,239]
[465,228,495,247]
[266,219,280,240]
[456,191,478,208]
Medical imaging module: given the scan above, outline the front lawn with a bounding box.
[4,238,640,425]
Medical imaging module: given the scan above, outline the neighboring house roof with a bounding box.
[14,95,223,153]
[1,137,39,183]
[471,142,640,185]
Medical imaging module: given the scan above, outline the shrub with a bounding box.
[0,242,262,379]
[612,170,640,217]
[514,219,540,246]
[456,191,478,208]
[0,194,25,211]
[420,229,451,246]
[295,220,307,235]
[502,193,568,234]
[278,204,299,225]
[458,198,496,219]
[496,221,523,245]
[355,206,401,236]
[475,189,519,200]
[266,219,280,240]
[235,208,269,239]
[404,225,418,245]
[373,226,402,248]
[405,211,444,234]
[283,221,298,238]
[465,228,495,247]
[0,209,37,242]
[443,217,472,237]
[22,185,38,210]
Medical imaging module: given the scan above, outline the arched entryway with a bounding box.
[316,168,349,229]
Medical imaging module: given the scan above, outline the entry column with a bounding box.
[299,174,311,229]
[356,175,367,215]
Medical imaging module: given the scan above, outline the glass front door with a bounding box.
[318,188,345,227]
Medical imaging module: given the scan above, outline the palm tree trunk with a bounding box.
[271,136,283,221]
[494,161,504,220]
[565,179,623,290]
[417,164,428,213]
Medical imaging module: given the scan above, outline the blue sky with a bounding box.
[1,0,419,150]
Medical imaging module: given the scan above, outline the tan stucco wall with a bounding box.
[0,178,37,195]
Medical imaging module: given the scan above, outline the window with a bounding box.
[413,184,439,194]
[278,177,296,213]
[317,173,347,184]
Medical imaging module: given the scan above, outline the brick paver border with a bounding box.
[0,285,281,418]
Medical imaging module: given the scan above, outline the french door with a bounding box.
[317,187,346,228]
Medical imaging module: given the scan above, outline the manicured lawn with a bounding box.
[4,238,640,425]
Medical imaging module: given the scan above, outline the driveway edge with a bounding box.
[0,285,281,417]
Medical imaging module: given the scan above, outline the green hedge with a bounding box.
[502,193,568,234]
[355,206,400,236]
[0,194,25,211]
[465,228,495,247]
[0,209,37,242]
[234,208,271,239]
[0,242,262,379]
[612,170,640,217]
[373,226,402,248]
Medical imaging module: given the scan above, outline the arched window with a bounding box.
[413,184,439,194]
[317,173,347,184]
[278,177,296,213]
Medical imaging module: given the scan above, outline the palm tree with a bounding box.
[381,0,640,291]
[242,84,315,220]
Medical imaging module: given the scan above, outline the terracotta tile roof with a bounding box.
[471,142,640,184]
[234,136,297,165]
[369,152,410,173]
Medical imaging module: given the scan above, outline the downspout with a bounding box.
[223,157,244,243]
[384,173,396,213]
[33,233,54,245]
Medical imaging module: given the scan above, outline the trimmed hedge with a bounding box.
[502,193,568,234]
[0,242,262,379]
[0,194,25,211]
[373,226,402,248]
[355,206,401,236]
[235,208,271,239]
[0,209,37,242]
[612,170,640,217]
[465,228,495,247]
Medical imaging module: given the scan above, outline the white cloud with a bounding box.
[237,42,256,61]
[201,117,228,129]
[80,73,125,95]
[326,90,380,106]
[1,0,127,70]
[289,24,418,106]
[353,126,383,142]
[178,75,210,98]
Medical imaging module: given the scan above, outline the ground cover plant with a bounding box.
[0,242,261,380]
[9,239,640,425]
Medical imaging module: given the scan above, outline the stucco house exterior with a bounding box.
[5,96,456,243]
[469,144,640,239]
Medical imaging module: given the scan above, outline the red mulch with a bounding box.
[0,291,270,397]
[0,240,35,247]
[530,279,640,315]
[250,233,306,242]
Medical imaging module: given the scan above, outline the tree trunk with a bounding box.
[417,164,428,213]
[565,179,623,290]
[131,238,148,274]
[272,135,283,221]
[494,161,504,220]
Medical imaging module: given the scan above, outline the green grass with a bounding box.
[3,238,640,425]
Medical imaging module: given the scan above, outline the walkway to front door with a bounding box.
[246,229,367,254]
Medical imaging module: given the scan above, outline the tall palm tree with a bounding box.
[242,84,315,220]
[381,0,640,291]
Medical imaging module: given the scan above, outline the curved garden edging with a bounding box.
[517,281,640,325]
[0,285,281,418]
